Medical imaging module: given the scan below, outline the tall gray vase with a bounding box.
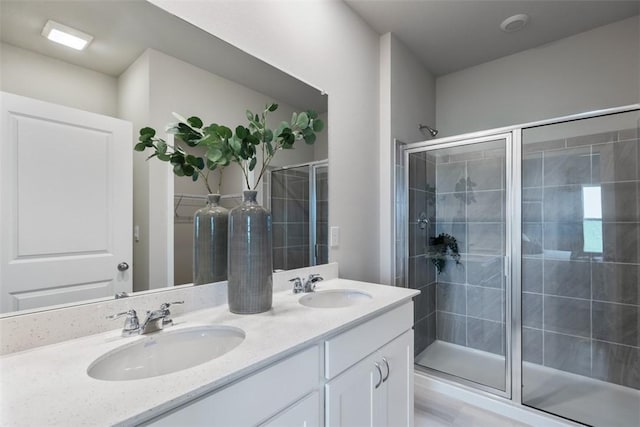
[193,194,228,285]
[227,190,273,314]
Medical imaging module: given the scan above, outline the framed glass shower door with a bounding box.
[406,134,511,395]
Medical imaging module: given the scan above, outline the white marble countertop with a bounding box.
[0,279,418,426]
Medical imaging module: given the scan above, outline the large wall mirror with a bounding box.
[0,0,328,316]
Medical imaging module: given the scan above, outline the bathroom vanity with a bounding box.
[0,276,418,426]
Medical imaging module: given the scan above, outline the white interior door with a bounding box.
[0,92,132,313]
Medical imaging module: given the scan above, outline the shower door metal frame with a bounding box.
[403,132,514,399]
[399,103,640,408]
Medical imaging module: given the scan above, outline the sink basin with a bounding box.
[88,325,245,381]
[299,289,372,308]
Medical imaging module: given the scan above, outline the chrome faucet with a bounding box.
[108,301,184,336]
[290,274,324,293]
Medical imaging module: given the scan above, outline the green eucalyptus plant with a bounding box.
[135,103,324,192]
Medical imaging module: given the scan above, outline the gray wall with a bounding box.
[436,16,640,137]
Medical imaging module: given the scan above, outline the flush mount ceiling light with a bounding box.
[41,20,93,50]
[500,14,530,33]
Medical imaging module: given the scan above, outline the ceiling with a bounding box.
[0,0,326,112]
[345,0,640,76]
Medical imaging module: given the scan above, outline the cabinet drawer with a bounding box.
[324,302,413,379]
[144,345,321,426]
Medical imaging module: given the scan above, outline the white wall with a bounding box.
[379,33,436,285]
[436,16,640,137]
[0,43,118,117]
[151,0,381,282]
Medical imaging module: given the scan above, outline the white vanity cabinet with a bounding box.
[143,346,322,427]
[141,301,414,427]
[324,302,414,427]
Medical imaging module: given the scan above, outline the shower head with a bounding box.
[419,124,438,138]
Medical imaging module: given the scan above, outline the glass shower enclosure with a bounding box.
[400,106,639,426]
[269,161,328,270]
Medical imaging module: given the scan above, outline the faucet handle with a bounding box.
[305,274,323,292]
[107,309,140,337]
[289,277,304,293]
[160,301,184,326]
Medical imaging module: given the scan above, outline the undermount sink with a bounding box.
[88,325,245,381]
[299,289,372,308]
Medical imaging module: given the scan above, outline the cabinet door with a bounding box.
[261,391,320,427]
[325,351,380,427]
[378,330,414,427]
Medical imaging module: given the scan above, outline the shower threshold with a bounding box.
[416,340,640,427]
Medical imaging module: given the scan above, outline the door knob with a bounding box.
[117,262,129,272]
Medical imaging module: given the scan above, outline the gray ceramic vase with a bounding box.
[193,194,228,285]
[227,190,273,314]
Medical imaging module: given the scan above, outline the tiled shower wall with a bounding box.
[271,168,310,270]
[522,127,640,390]
[411,144,507,357]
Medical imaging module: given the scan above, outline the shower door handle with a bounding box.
[417,212,429,230]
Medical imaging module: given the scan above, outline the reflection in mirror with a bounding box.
[0,0,327,316]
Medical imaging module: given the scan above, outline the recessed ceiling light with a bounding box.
[500,14,530,33]
[41,20,93,51]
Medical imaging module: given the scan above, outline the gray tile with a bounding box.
[601,182,639,222]
[466,255,503,289]
[272,247,286,270]
[467,223,503,255]
[287,246,306,269]
[271,198,286,222]
[286,175,308,200]
[272,223,285,248]
[602,223,640,263]
[522,328,543,364]
[522,258,543,293]
[436,311,466,345]
[543,331,591,376]
[522,223,543,255]
[316,201,328,222]
[567,131,617,147]
[523,152,543,188]
[467,286,503,322]
[543,185,583,222]
[414,283,436,322]
[523,138,565,153]
[543,146,591,186]
[409,256,429,289]
[414,315,436,356]
[435,223,467,254]
[467,318,504,355]
[543,222,583,255]
[409,188,428,218]
[592,340,640,389]
[592,262,639,305]
[544,296,591,337]
[592,301,638,347]
[467,157,504,191]
[436,193,466,222]
[523,187,543,222]
[592,140,637,183]
[426,158,437,189]
[436,282,466,315]
[286,199,307,223]
[466,190,504,222]
[436,162,465,193]
[409,154,427,191]
[286,223,306,247]
[523,293,542,329]
[436,255,466,284]
[543,260,591,299]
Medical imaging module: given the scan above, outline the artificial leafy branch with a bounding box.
[427,233,462,274]
[135,103,324,192]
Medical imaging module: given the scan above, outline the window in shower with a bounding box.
[521,109,640,427]
[270,162,328,270]
[408,136,510,393]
